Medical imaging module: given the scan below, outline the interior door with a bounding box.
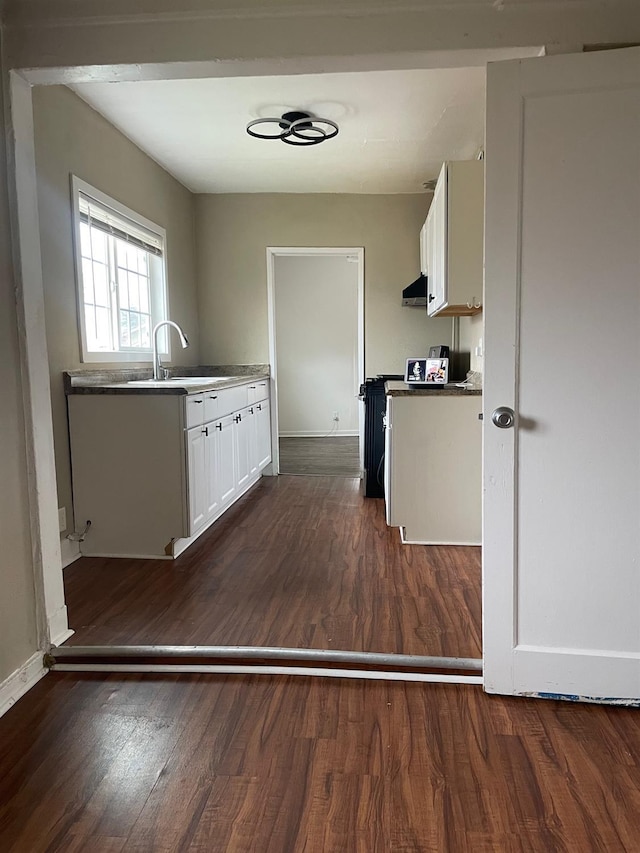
[484,47,640,702]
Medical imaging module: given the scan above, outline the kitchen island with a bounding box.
[384,380,482,545]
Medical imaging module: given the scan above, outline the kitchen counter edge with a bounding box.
[385,380,482,397]
[65,368,270,396]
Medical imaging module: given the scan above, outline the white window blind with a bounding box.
[78,193,163,256]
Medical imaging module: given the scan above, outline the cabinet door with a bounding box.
[234,409,251,490]
[186,424,207,534]
[203,425,220,521]
[256,399,272,470]
[215,414,237,507]
[419,219,429,275]
[427,164,447,316]
[247,406,259,478]
[383,398,394,526]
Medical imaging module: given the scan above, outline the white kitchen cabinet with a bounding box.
[256,399,271,470]
[234,407,252,490]
[419,219,429,275]
[426,160,484,317]
[187,424,207,533]
[68,376,271,558]
[215,414,237,508]
[384,386,482,545]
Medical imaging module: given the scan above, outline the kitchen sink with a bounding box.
[126,376,240,387]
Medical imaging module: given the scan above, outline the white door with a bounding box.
[484,47,640,701]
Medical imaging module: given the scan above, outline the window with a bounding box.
[72,176,168,362]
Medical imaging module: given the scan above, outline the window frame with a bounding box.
[71,175,170,363]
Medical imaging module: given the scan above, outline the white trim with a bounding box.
[9,71,70,651]
[279,430,360,438]
[70,175,169,364]
[60,537,81,568]
[266,247,365,475]
[0,652,48,720]
[52,662,483,684]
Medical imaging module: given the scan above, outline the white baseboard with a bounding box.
[60,536,81,568]
[279,430,359,437]
[0,651,48,719]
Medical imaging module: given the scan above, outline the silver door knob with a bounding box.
[492,406,515,429]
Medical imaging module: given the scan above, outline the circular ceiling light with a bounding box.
[246,110,339,146]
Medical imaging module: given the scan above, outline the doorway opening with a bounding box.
[267,248,364,478]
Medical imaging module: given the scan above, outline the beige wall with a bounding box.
[460,313,484,375]
[275,254,359,436]
[32,86,200,536]
[0,48,39,683]
[196,194,452,378]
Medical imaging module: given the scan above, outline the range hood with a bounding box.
[402,274,427,307]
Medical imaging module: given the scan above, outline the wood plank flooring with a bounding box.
[62,475,481,658]
[279,436,361,476]
[2,672,640,852]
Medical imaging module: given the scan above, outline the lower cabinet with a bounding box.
[185,395,272,537]
[68,378,272,559]
[187,424,207,533]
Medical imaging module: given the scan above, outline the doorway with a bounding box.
[267,248,364,477]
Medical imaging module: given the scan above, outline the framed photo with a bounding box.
[404,357,427,383]
[404,357,449,385]
[425,357,449,384]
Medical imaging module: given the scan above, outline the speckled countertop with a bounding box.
[65,365,270,395]
[385,380,482,397]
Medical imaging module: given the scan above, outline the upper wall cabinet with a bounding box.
[425,160,484,317]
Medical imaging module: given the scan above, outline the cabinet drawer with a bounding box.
[248,380,269,404]
[204,390,221,422]
[217,384,249,417]
[185,393,205,428]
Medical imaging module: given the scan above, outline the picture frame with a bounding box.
[404,357,449,385]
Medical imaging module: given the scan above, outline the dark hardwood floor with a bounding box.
[2,672,640,852]
[63,475,482,658]
[279,436,360,476]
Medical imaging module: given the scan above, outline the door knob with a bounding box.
[491,406,515,429]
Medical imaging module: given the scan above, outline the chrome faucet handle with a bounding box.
[159,366,170,380]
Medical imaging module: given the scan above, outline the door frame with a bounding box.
[266,246,365,475]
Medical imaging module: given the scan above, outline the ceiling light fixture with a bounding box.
[246,110,339,146]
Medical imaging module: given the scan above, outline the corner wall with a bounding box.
[32,86,200,537]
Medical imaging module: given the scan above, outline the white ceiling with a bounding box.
[71,66,487,194]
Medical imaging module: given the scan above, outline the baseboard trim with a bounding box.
[399,527,481,546]
[0,651,47,719]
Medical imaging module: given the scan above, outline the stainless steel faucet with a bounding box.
[152,320,190,380]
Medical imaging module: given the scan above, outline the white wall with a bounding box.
[275,255,359,436]
[32,86,200,537]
